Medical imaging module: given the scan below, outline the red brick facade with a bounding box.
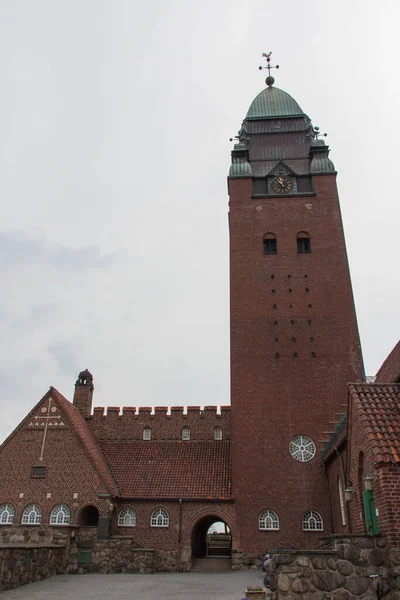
[2,81,398,571]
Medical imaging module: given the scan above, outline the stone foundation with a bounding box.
[270,535,400,600]
[0,544,68,593]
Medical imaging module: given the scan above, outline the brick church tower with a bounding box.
[229,66,364,550]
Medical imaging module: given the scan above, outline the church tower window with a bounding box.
[50,504,71,525]
[289,435,316,462]
[22,504,42,525]
[258,509,279,530]
[263,233,277,254]
[302,510,323,531]
[297,232,311,254]
[0,504,15,524]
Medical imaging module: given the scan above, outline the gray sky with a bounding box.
[1,0,399,441]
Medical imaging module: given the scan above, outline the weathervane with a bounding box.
[258,52,279,87]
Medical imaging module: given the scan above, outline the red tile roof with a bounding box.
[375,340,400,383]
[349,383,400,464]
[101,440,231,500]
[50,387,118,495]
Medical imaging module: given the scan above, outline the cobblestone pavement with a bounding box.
[2,570,266,600]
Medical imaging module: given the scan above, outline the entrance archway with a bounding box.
[78,505,99,527]
[192,515,231,558]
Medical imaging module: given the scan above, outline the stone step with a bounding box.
[191,557,232,573]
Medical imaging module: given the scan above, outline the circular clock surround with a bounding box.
[271,176,293,194]
[289,435,316,462]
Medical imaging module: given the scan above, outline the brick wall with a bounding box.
[88,406,231,441]
[229,172,363,551]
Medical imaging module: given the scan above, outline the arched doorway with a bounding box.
[192,515,231,558]
[78,505,99,527]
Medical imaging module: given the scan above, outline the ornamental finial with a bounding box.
[258,52,279,87]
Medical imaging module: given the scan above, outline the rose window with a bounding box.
[289,435,316,462]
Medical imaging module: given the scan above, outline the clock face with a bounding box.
[271,177,293,194]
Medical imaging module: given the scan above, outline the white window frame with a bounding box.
[118,508,137,527]
[143,428,152,441]
[259,509,280,531]
[50,504,70,525]
[182,428,191,441]
[150,508,169,528]
[289,435,316,462]
[214,426,223,441]
[22,504,42,525]
[0,504,15,524]
[302,510,323,531]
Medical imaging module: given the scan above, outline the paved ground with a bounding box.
[2,571,266,600]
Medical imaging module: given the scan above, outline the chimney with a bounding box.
[73,369,94,418]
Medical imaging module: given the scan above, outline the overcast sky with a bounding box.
[1,0,399,441]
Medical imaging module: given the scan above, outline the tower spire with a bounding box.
[258,52,279,87]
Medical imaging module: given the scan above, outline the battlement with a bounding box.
[88,405,231,441]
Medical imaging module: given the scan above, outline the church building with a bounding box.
[1,63,398,576]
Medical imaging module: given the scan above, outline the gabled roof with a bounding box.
[50,388,118,494]
[101,440,231,500]
[349,383,400,464]
[375,340,400,383]
[0,387,118,495]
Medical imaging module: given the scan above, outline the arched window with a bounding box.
[259,509,279,530]
[118,508,136,527]
[263,233,277,255]
[0,504,15,524]
[150,508,169,527]
[297,232,311,254]
[338,478,346,526]
[50,504,70,525]
[143,427,152,441]
[302,510,323,531]
[22,504,42,525]
[214,426,223,441]
[182,427,191,441]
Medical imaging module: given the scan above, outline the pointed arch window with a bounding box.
[302,510,323,531]
[150,508,169,527]
[50,504,70,525]
[22,504,42,525]
[259,509,279,530]
[297,232,311,253]
[118,508,136,527]
[263,233,277,255]
[0,504,15,524]
[338,478,346,527]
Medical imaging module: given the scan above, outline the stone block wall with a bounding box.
[270,535,400,600]
[0,544,68,593]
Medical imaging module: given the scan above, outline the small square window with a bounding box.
[182,428,191,441]
[31,466,46,478]
[143,428,152,441]
[214,427,223,441]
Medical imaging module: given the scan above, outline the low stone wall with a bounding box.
[0,544,68,593]
[270,535,400,600]
[232,548,262,571]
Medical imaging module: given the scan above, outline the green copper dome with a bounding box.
[246,86,304,120]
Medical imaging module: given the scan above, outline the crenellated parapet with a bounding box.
[88,405,231,442]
